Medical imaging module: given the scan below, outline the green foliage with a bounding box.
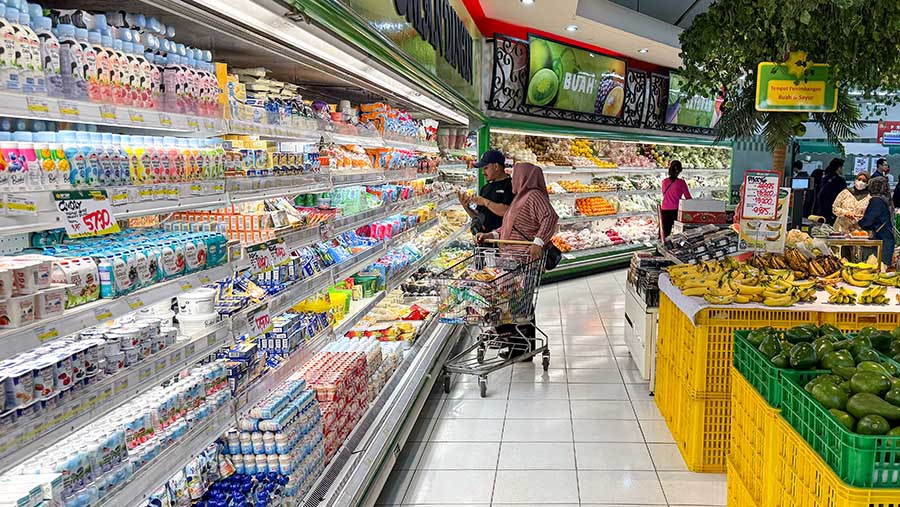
[679,0,900,148]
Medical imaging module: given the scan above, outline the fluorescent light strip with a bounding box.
[492,128,578,139]
[201,0,468,124]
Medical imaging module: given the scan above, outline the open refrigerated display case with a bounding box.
[0,1,483,507]
[487,128,732,280]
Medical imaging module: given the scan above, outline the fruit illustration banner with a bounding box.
[666,72,722,128]
[756,56,837,112]
[526,35,627,117]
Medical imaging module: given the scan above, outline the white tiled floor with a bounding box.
[378,270,726,506]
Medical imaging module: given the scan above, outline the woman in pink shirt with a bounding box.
[660,160,692,238]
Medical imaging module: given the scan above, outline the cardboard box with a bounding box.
[677,210,728,224]
[679,199,727,212]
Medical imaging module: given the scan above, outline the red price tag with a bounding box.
[246,242,274,275]
[81,208,113,233]
[267,238,290,266]
[247,303,272,338]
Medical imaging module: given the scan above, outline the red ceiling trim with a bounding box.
[460,0,664,73]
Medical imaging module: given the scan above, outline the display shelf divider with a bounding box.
[0,322,231,473]
[333,293,387,337]
[331,245,387,284]
[0,262,234,362]
[558,210,655,224]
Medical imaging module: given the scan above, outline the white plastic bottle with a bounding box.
[74,28,96,102]
[87,30,109,102]
[110,37,126,105]
[33,16,61,97]
[17,11,41,94]
[0,7,22,92]
[57,23,86,99]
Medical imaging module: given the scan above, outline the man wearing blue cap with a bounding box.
[459,149,513,235]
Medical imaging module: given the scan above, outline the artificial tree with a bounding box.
[678,0,900,171]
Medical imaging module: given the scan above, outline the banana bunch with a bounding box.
[759,279,816,306]
[873,272,900,287]
[859,285,889,305]
[703,284,738,305]
[841,260,880,288]
[751,253,790,271]
[784,248,810,278]
[825,285,857,305]
[808,255,843,278]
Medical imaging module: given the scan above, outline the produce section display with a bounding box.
[491,133,730,169]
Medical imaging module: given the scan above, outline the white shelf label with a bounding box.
[57,101,80,118]
[99,104,117,121]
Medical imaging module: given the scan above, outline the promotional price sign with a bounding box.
[878,121,900,145]
[267,238,290,266]
[246,242,274,275]
[53,190,121,238]
[739,187,791,254]
[741,170,781,220]
[246,303,273,338]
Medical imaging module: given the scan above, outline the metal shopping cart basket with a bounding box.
[435,242,549,397]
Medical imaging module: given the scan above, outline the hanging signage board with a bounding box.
[756,60,837,112]
[878,121,900,145]
[53,190,121,238]
[741,170,781,220]
[739,187,791,254]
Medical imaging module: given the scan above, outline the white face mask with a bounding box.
[855,180,868,190]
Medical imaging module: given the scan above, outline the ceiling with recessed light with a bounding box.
[474,0,711,68]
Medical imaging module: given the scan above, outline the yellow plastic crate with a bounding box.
[767,415,900,507]
[727,459,760,507]
[658,296,818,396]
[729,368,779,505]
[655,355,730,473]
[819,310,900,332]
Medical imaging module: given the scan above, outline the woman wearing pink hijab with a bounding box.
[477,162,558,360]
[478,162,559,259]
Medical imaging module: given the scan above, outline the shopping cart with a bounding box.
[435,242,549,397]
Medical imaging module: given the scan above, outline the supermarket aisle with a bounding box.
[377,270,726,507]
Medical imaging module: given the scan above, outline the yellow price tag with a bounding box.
[36,325,59,342]
[26,97,50,114]
[127,297,145,310]
[159,113,173,127]
[100,105,117,120]
[58,101,80,117]
[94,307,113,322]
[187,119,199,130]
[181,281,194,291]
[129,110,145,123]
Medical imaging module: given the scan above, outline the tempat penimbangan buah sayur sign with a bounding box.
[756,51,837,112]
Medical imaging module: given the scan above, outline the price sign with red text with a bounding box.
[741,170,781,220]
[247,303,273,338]
[267,238,290,266]
[246,242,274,275]
[53,190,121,239]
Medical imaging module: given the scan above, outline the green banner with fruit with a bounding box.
[526,35,626,117]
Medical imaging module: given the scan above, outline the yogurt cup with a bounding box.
[123,347,141,367]
[0,268,11,300]
[104,353,125,375]
[52,353,75,391]
[104,334,121,355]
[35,285,67,319]
[177,288,216,315]
[177,312,218,337]
[115,328,142,350]
[4,365,35,408]
[33,358,57,399]
[82,340,101,376]
[0,295,35,328]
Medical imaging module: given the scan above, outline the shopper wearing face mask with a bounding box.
[832,173,871,233]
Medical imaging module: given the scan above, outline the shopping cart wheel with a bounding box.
[542,352,550,371]
[478,376,487,398]
[442,371,451,394]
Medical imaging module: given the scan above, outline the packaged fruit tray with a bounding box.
[779,372,900,488]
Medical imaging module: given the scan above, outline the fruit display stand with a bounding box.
[655,275,900,473]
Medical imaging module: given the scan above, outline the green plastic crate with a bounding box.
[779,373,900,488]
[732,330,828,408]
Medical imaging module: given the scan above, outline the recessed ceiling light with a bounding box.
[565,24,578,32]
[638,48,649,53]
[520,0,534,4]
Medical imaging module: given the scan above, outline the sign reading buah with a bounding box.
[393,0,473,84]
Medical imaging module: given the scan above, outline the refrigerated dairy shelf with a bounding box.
[0,322,233,472]
[0,262,235,361]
